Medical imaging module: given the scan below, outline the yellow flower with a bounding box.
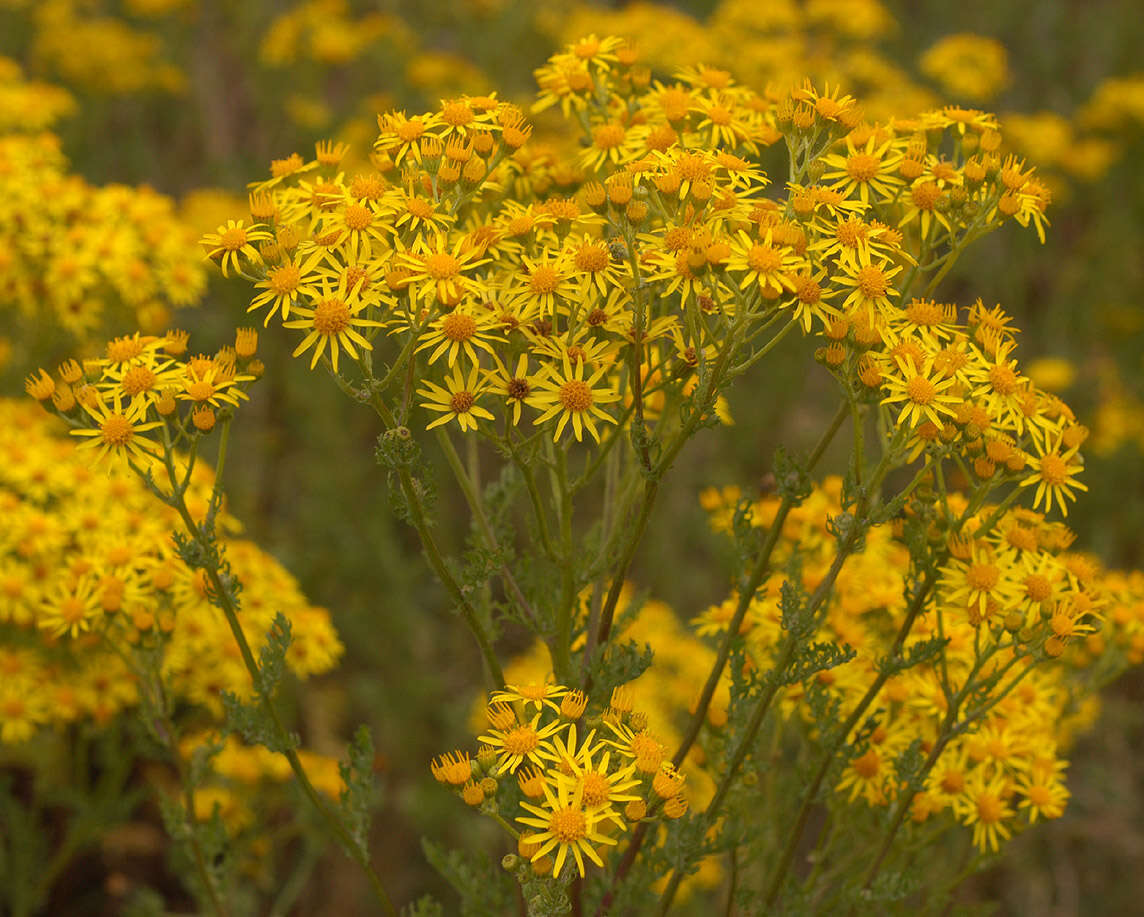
[1020,440,1087,517]
[880,355,962,429]
[528,353,620,444]
[200,220,273,278]
[282,276,383,372]
[516,772,622,878]
[417,363,495,433]
[71,393,163,465]
[954,771,1014,853]
[478,711,566,775]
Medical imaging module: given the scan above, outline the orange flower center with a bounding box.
[185,379,216,402]
[593,123,626,150]
[574,244,610,273]
[846,153,880,182]
[580,773,612,807]
[906,375,936,405]
[313,298,351,334]
[559,380,593,412]
[269,264,301,295]
[121,366,156,395]
[502,725,539,756]
[1024,574,1052,602]
[853,749,881,779]
[1032,452,1070,490]
[549,806,587,842]
[442,312,477,342]
[344,203,373,231]
[406,197,434,219]
[100,414,133,446]
[424,253,460,280]
[220,227,247,250]
[989,364,1019,395]
[60,596,87,625]
[967,563,1000,592]
[856,264,888,298]
[912,181,942,210]
[449,391,475,414]
[976,792,1004,824]
[529,265,560,294]
[107,338,145,363]
[747,244,783,273]
[706,104,732,126]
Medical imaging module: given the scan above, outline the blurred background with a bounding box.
[2,0,1143,912]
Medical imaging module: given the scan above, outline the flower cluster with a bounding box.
[25,0,186,95]
[25,329,260,464]
[0,57,75,132]
[204,36,1051,455]
[0,130,204,351]
[2,378,341,745]
[696,477,1144,853]
[434,678,690,880]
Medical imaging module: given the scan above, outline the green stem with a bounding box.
[436,428,540,629]
[372,396,506,688]
[671,400,848,769]
[152,445,399,917]
[762,568,939,906]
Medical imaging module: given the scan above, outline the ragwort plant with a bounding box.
[27,33,1144,915]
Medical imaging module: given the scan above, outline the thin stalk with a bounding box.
[762,568,940,906]
[372,396,505,688]
[672,400,849,769]
[656,440,900,914]
[151,440,399,916]
[436,429,539,629]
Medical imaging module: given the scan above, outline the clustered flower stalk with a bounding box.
[27,31,1144,917]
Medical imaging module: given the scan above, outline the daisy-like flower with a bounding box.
[835,249,903,325]
[540,727,643,811]
[249,251,326,325]
[176,355,253,409]
[880,355,962,429]
[72,393,163,466]
[103,333,167,372]
[568,235,629,297]
[319,198,390,261]
[417,363,495,433]
[579,119,647,173]
[374,110,444,168]
[529,353,620,443]
[489,682,569,715]
[282,275,383,372]
[1016,764,1070,823]
[727,228,803,298]
[391,191,455,237]
[200,220,273,278]
[508,251,576,318]
[820,134,905,204]
[100,354,185,408]
[400,235,490,305]
[477,710,566,775]
[939,542,1023,620]
[1020,439,1086,517]
[954,770,1014,853]
[416,305,505,368]
[37,573,103,639]
[486,354,544,425]
[516,772,622,878]
[787,268,840,333]
[899,178,953,240]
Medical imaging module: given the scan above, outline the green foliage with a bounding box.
[421,838,515,917]
[338,725,378,855]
